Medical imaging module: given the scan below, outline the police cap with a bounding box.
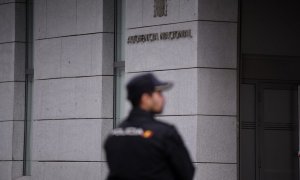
[126,73,173,105]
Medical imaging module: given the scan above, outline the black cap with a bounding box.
[126,73,173,105]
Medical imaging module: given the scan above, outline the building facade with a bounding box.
[0,0,299,180]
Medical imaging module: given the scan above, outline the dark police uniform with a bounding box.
[104,107,195,180]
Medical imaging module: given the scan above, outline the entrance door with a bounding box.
[240,83,299,180]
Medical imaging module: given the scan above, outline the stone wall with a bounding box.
[0,0,239,179]
[0,1,26,179]
[31,0,114,179]
[125,0,238,179]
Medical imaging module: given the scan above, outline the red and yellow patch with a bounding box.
[142,130,153,138]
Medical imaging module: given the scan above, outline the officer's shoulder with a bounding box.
[152,118,177,131]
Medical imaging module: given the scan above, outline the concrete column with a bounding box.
[125,0,238,179]
[0,1,26,180]
[31,0,114,179]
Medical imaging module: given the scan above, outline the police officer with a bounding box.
[104,73,195,180]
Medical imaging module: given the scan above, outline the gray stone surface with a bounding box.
[13,177,31,180]
[13,43,26,81]
[34,38,61,78]
[12,121,24,161]
[33,76,113,120]
[126,69,198,116]
[179,0,199,22]
[101,0,115,33]
[14,3,26,41]
[0,82,25,121]
[34,33,113,79]
[194,163,237,180]
[101,77,114,119]
[142,0,181,26]
[76,0,104,34]
[126,0,198,28]
[0,82,14,121]
[197,21,237,68]
[142,0,193,26]
[34,0,47,38]
[198,0,238,22]
[77,0,114,33]
[125,0,143,28]
[198,69,237,115]
[11,161,23,179]
[34,0,114,39]
[0,161,12,180]
[13,82,25,121]
[32,119,112,161]
[0,121,24,164]
[126,21,198,72]
[126,0,237,28]
[0,43,25,82]
[0,121,13,160]
[126,21,237,72]
[0,4,15,43]
[45,0,77,38]
[0,3,25,43]
[196,116,237,163]
[32,162,108,180]
[0,4,26,179]
[159,115,198,161]
[0,43,14,81]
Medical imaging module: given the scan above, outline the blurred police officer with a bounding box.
[104,73,195,180]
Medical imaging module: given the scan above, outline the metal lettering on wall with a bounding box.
[154,0,168,17]
[127,30,192,44]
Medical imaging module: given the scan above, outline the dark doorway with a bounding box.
[240,82,299,180]
[239,0,300,179]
